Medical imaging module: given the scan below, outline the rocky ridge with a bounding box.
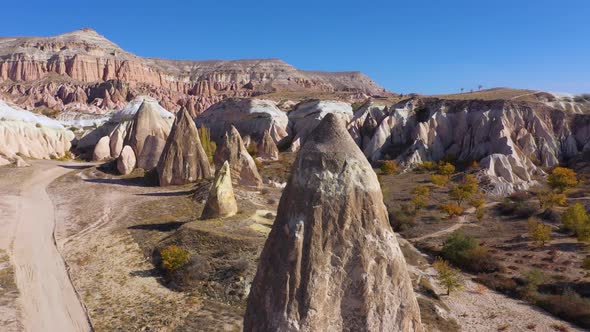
[349,97,590,194]
[0,29,389,116]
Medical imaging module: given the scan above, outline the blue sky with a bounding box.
[2,0,589,94]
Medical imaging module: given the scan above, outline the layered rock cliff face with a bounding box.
[244,114,423,331]
[0,29,388,116]
[350,97,590,194]
[0,99,73,159]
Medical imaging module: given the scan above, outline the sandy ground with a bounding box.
[0,160,91,332]
[0,160,585,331]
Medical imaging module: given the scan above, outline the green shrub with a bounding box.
[431,174,449,187]
[547,167,578,193]
[522,268,545,298]
[442,232,478,262]
[528,219,552,246]
[380,160,399,175]
[475,273,518,296]
[497,198,537,218]
[160,245,190,273]
[441,231,501,273]
[198,127,216,163]
[389,208,416,231]
[562,203,590,241]
[437,162,456,176]
[434,258,463,295]
[536,289,590,329]
[440,203,464,218]
[416,161,437,172]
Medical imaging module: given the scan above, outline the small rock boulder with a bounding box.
[200,161,238,219]
[109,122,129,158]
[15,156,30,168]
[92,136,111,161]
[117,145,136,175]
[257,129,279,161]
[213,126,262,188]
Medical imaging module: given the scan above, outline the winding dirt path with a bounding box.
[0,161,92,332]
[411,214,470,242]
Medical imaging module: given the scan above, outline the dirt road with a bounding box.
[0,161,91,332]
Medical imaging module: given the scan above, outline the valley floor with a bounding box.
[0,161,585,331]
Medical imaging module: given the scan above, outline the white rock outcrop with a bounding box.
[352,98,587,195]
[0,100,74,159]
[287,99,352,151]
[195,98,288,143]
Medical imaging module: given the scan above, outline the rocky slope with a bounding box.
[0,28,389,116]
[350,97,590,195]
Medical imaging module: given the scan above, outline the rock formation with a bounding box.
[200,161,238,219]
[117,145,136,175]
[157,108,212,186]
[348,97,590,195]
[0,100,73,159]
[213,126,262,188]
[244,114,423,331]
[15,156,31,167]
[0,29,388,115]
[256,129,279,161]
[287,100,353,151]
[76,96,173,157]
[108,122,128,158]
[124,100,172,170]
[92,136,111,161]
[0,154,10,166]
[137,135,166,170]
[195,98,289,142]
[242,135,252,150]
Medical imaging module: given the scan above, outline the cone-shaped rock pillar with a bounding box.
[244,114,423,332]
[257,129,279,161]
[213,126,262,188]
[201,161,238,219]
[157,108,211,186]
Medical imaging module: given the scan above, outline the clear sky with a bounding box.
[2,0,589,94]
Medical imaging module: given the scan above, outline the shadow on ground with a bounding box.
[128,221,186,232]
